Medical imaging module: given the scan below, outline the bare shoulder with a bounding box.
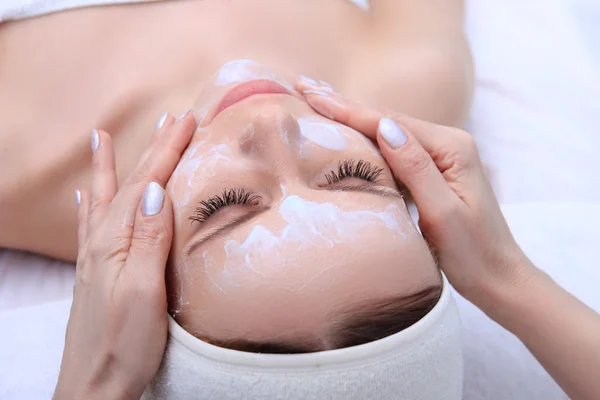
[342,0,474,127]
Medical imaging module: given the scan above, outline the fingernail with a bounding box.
[177,109,191,121]
[91,129,99,153]
[156,112,168,130]
[142,182,165,217]
[318,80,334,91]
[378,118,407,148]
[299,75,318,86]
[75,189,81,206]
[302,89,331,97]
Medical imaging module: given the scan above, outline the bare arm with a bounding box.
[481,262,600,400]
[300,91,600,400]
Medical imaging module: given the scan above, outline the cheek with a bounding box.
[167,142,235,220]
[296,116,382,159]
[297,118,348,151]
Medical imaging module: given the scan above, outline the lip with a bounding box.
[208,79,294,123]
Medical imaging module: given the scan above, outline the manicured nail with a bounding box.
[299,75,318,86]
[378,118,407,148]
[318,80,334,91]
[177,109,191,121]
[302,89,331,97]
[75,190,81,206]
[142,182,165,217]
[91,129,99,153]
[156,112,168,130]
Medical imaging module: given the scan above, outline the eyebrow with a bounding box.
[184,184,402,255]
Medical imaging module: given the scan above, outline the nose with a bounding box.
[238,103,303,157]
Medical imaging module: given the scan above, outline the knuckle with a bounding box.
[133,223,168,248]
[399,147,432,176]
[453,129,478,154]
[88,198,105,216]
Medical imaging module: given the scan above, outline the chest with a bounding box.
[0,0,374,188]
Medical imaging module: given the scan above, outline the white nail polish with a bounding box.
[318,80,334,91]
[142,182,165,217]
[299,75,318,85]
[91,129,99,153]
[378,118,407,148]
[177,109,191,121]
[75,190,81,206]
[303,89,330,97]
[156,112,168,130]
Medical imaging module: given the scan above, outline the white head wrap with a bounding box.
[143,275,463,400]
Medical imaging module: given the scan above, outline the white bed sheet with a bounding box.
[1,0,599,399]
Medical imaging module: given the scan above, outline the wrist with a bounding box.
[469,249,540,317]
[54,371,136,400]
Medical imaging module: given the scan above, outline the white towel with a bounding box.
[0,0,162,22]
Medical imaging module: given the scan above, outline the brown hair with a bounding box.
[202,285,442,354]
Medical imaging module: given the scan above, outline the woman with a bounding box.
[53,84,600,399]
[0,0,473,261]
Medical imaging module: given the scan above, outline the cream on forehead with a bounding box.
[200,195,408,293]
[169,142,233,217]
[297,117,347,151]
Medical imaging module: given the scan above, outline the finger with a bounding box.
[124,110,195,189]
[75,189,89,272]
[296,78,473,174]
[135,112,177,170]
[376,117,458,214]
[296,79,384,140]
[76,189,89,249]
[89,129,118,220]
[126,182,173,280]
[110,111,195,231]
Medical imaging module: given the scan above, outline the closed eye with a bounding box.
[324,160,384,184]
[190,188,261,224]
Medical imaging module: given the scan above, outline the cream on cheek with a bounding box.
[168,136,234,223]
[198,195,415,296]
[296,116,380,157]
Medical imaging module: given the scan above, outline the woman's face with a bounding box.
[166,60,441,350]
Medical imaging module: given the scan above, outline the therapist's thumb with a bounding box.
[128,182,174,278]
[377,118,456,214]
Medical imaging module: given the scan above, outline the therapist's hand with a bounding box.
[54,111,195,400]
[297,80,535,305]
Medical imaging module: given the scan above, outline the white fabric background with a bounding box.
[1,0,599,399]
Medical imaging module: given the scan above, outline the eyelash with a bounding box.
[190,160,382,224]
[190,188,261,224]
[324,160,384,185]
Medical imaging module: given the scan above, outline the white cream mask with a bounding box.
[200,195,410,293]
[297,117,347,151]
[169,141,233,217]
